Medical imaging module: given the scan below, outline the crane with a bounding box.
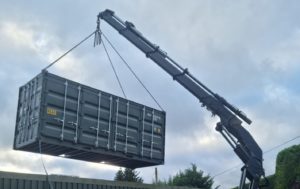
[96,9,266,189]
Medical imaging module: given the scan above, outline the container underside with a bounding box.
[17,140,160,169]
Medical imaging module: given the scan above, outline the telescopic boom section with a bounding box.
[98,9,265,188]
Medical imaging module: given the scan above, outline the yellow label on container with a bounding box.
[157,128,161,134]
[47,107,57,116]
[154,127,161,134]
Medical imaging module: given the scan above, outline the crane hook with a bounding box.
[94,15,102,47]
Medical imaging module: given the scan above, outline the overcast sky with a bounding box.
[1,1,300,188]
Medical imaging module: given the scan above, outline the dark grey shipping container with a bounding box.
[14,71,166,168]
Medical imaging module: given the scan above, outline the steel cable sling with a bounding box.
[42,27,163,111]
[94,20,164,111]
[42,30,96,71]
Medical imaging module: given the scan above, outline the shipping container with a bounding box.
[14,71,166,168]
[0,171,198,189]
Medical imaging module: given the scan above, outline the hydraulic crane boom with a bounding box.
[97,9,265,189]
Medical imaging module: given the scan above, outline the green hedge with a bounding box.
[275,144,300,189]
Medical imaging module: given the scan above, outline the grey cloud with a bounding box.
[1,1,300,189]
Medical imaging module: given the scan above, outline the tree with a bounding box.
[168,164,214,189]
[114,168,143,183]
[114,168,124,181]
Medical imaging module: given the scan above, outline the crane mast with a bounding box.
[97,9,265,189]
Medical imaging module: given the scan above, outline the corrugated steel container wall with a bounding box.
[14,71,166,168]
[0,171,198,189]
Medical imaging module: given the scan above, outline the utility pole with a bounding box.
[155,167,158,184]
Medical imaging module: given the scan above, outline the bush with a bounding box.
[168,164,214,189]
[275,144,300,189]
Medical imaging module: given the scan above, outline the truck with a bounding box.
[96,9,267,189]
